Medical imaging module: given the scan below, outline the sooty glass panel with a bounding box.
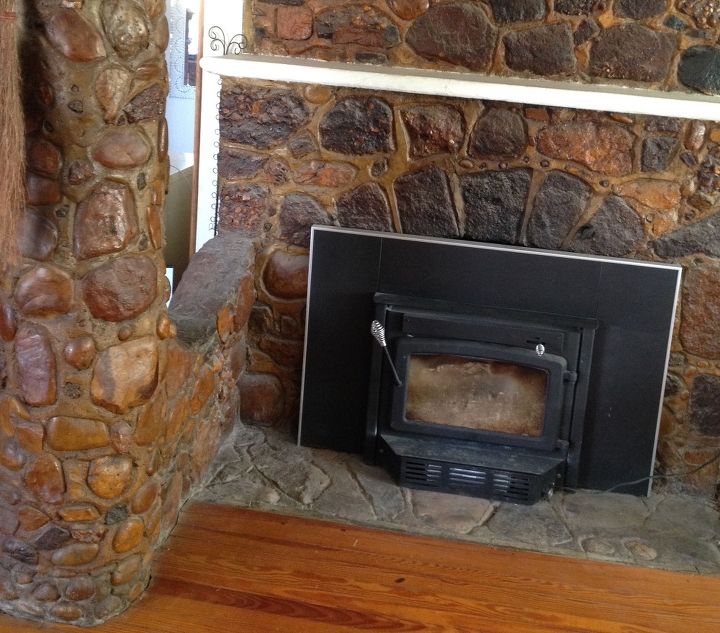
[405,354,548,437]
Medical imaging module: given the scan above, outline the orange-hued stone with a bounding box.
[64,576,95,601]
[217,305,234,343]
[46,418,110,451]
[59,505,101,522]
[111,554,142,586]
[25,454,65,504]
[92,128,151,168]
[616,179,681,210]
[112,518,144,553]
[15,323,57,406]
[147,205,163,249]
[95,65,133,123]
[0,438,25,470]
[63,336,96,370]
[51,602,84,622]
[90,337,159,414]
[45,8,106,61]
[165,396,189,442]
[156,314,175,340]
[15,265,73,317]
[190,367,216,414]
[164,344,193,394]
[17,506,50,532]
[64,461,90,501]
[131,478,160,514]
[87,456,133,499]
[0,292,16,342]
[0,395,29,436]
[263,250,309,299]
[14,421,44,454]
[51,543,99,566]
[135,389,167,446]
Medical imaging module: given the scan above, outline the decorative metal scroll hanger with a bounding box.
[207,26,247,56]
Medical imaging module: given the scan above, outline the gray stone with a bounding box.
[394,165,459,237]
[411,490,496,535]
[569,195,644,257]
[406,3,497,71]
[468,109,527,159]
[352,460,407,522]
[678,45,720,95]
[489,0,546,22]
[310,451,376,522]
[642,136,679,172]
[574,19,599,45]
[654,213,720,258]
[555,0,598,14]
[280,193,331,248]
[504,24,575,76]
[527,172,592,249]
[688,374,720,436]
[220,84,309,149]
[336,183,393,232]
[589,25,675,83]
[319,97,394,155]
[461,169,531,244]
[217,147,267,180]
[485,502,574,550]
[559,490,650,530]
[614,0,668,18]
[34,527,71,550]
[249,436,330,505]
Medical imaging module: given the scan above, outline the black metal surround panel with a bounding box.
[299,227,682,496]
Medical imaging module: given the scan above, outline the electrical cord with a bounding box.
[604,450,720,493]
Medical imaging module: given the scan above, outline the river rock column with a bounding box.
[0,1,226,625]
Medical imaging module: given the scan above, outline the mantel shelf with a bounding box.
[201,54,720,121]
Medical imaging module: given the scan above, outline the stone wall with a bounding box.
[217,77,720,496]
[250,0,720,94]
[0,1,254,626]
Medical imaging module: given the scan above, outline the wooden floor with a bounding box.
[2,502,720,633]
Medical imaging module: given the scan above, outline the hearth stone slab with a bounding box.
[194,421,720,575]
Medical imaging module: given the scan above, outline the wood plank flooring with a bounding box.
[1,501,719,632]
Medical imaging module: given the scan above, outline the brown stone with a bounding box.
[15,265,73,317]
[616,180,681,210]
[15,323,57,406]
[87,456,134,499]
[125,84,166,123]
[681,259,720,358]
[131,479,160,514]
[102,0,150,59]
[316,6,400,48]
[51,542,99,566]
[17,506,50,532]
[277,6,313,40]
[135,389,166,445]
[63,461,89,502]
[294,161,357,188]
[165,345,193,394]
[92,128,152,169]
[279,193,332,248]
[63,336,96,370]
[401,106,465,158]
[263,251,309,300]
[51,603,84,621]
[95,65,133,123]
[387,0,429,20]
[216,305,234,343]
[504,24,576,76]
[91,337,159,413]
[0,292,15,341]
[14,421,43,454]
[74,181,138,259]
[112,517,144,553]
[190,367,216,415]
[469,109,527,159]
[220,84,309,149]
[64,576,96,601]
[33,583,60,602]
[25,454,65,505]
[218,184,270,235]
[46,418,110,451]
[336,183,393,232]
[259,336,304,367]
[59,505,100,522]
[537,122,634,176]
[28,138,62,178]
[406,3,497,71]
[0,437,25,471]
[156,313,175,340]
[82,255,157,322]
[112,554,142,585]
[161,472,183,534]
[67,159,95,185]
[18,209,58,261]
[26,173,61,206]
[45,8,106,62]
[165,395,189,442]
[319,97,394,155]
[239,374,284,425]
[589,24,675,83]
[395,165,459,238]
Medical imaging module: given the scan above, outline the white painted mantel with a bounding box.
[196,50,720,251]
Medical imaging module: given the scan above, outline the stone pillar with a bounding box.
[0,1,251,625]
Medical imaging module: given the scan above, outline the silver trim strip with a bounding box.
[296,228,316,446]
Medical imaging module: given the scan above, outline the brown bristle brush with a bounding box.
[0,0,24,274]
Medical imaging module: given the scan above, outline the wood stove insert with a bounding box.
[299,227,682,500]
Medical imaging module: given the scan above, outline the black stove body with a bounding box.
[299,227,681,501]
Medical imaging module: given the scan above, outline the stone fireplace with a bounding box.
[1,0,720,627]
